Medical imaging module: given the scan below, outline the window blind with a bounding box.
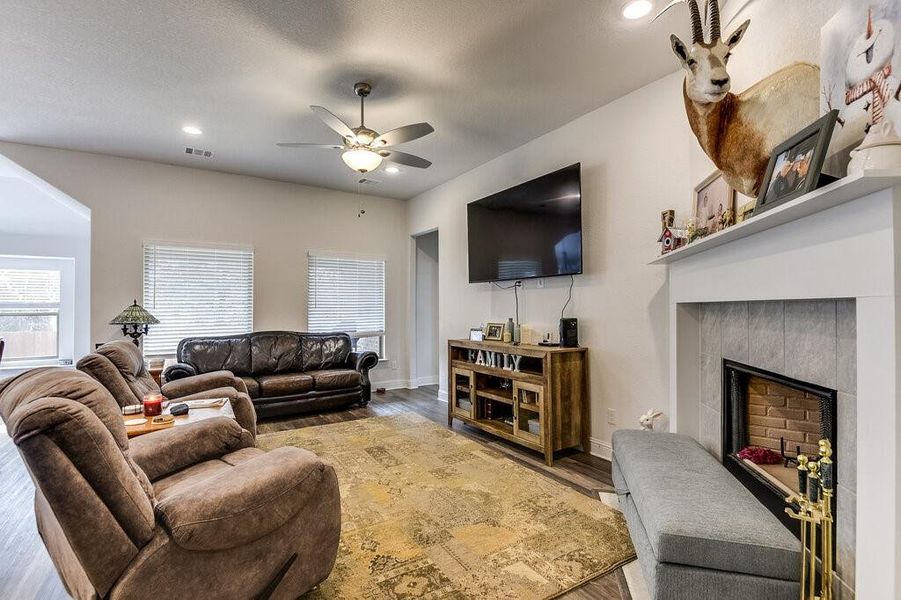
[307,253,385,338]
[0,269,61,306]
[143,243,253,356]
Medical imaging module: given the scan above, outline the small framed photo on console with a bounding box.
[484,323,504,341]
[754,110,839,217]
[469,328,484,341]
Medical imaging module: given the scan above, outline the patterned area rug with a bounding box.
[257,414,635,599]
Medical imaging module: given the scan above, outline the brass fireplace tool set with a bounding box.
[785,439,834,600]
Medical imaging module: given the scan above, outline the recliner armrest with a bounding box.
[129,416,253,481]
[162,362,196,382]
[348,351,379,374]
[161,370,237,398]
[156,447,338,551]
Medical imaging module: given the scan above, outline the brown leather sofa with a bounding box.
[164,332,379,419]
[77,340,257,437]
[0,368,340,600]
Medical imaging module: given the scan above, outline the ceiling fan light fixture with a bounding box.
[342,148,383,173]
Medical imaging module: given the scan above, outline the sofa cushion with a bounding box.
[301,334,352,371]
[250,332,304,375]
[307,369,362,390]
[257,373,314,397]
[240,376,260,399]
[178,336,252,376]
[611,430,800,582]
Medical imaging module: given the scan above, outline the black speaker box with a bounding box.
[559,318,578,348]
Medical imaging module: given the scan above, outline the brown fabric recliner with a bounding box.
[0,368,341,600]
[77,340,257,438]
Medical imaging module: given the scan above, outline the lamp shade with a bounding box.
[342,148,383,173]
[110,300,159,325]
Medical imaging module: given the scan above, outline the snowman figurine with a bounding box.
[846,8,899,135]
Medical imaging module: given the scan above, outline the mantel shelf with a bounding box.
[650,169,901,265]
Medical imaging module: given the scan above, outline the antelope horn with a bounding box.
[652,0,686,23]
[707,0,722,41]
[688,0,703,44]
[650,0,703,45]
[867,8,874,39]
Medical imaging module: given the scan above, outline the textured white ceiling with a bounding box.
[0,1,685,199]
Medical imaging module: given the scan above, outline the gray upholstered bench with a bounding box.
[612,430,801,600]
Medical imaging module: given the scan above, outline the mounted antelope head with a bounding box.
[659,0,820,198]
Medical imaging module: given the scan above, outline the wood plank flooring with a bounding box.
[0,385,631,600]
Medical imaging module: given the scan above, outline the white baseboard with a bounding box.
[375,378,413,390]
[437,389,448,402]
[374,378,440,391]
[590,437,612,461]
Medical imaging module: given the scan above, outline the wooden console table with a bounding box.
[447,339,588,465]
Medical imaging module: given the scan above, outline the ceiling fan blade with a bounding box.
[373,123,434,147]
[310,105,356,140]
[276,142,344,149]
[379,150,432,169]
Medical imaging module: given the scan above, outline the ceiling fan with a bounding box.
[278,82,434,174]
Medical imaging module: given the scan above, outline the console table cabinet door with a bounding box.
[451,368,475,420]
[513,380,543,448]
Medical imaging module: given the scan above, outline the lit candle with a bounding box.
[143,392,163,417]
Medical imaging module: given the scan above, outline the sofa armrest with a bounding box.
[129,416,252,481]
[348,351,379,374]
[161,370,237,398]
[156,447,338,551]
[162,362,196,382]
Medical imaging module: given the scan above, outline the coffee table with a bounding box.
[121,399,235,438]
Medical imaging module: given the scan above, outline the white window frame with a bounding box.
[0,255,76,370]
[307,251,386,359]
[142,241,254,357]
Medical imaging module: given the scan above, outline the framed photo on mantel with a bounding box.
[754,110,839,217]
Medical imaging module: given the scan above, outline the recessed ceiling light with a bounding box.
[385,166,400,174]
[181,125,203,135]
[622,0,653,20]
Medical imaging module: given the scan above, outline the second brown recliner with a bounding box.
[77,340,257,438]
[0,367,340,600]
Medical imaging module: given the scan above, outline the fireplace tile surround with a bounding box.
[698,300,854,596]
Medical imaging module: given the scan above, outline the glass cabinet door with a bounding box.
[452,367,475,418]
[513,380,543,446]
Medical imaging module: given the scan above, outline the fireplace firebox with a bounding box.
[721,359,837,536]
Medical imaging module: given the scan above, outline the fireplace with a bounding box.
[721,359,837,535]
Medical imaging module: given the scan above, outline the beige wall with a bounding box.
[0,142,410,387]
[408,0,843,454]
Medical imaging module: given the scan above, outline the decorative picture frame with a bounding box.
[484,323,504,341]
[693,171,737,237]
[469,328,484,342]
[754,110,839,217]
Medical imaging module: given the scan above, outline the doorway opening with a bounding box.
[413,230,439,388]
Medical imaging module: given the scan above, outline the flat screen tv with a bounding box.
[467,163,582,283]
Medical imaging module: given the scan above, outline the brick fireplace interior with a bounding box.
[746,375,826,494]
[722,359,837,533]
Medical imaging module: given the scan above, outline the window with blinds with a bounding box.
[307,253,386,358]
[143,243,253,356]
[0,268,61,362]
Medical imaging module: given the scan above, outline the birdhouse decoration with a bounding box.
[658,209,686,255]
[658,226,686,255]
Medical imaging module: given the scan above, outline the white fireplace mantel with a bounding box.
[657,170,901,599]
